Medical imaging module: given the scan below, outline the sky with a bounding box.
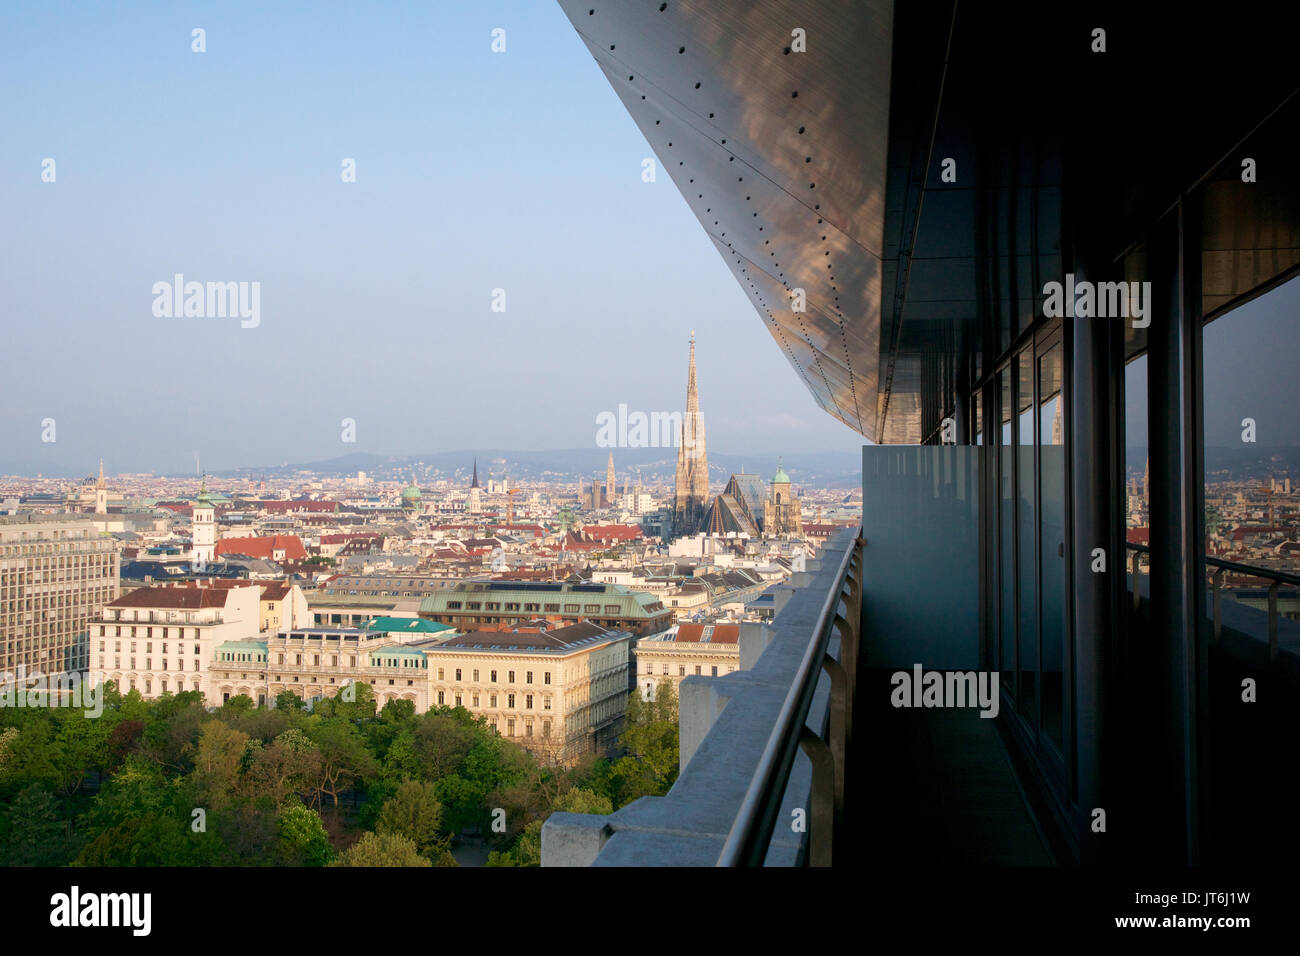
[1126,273,1300,449]
[0,0,866,476]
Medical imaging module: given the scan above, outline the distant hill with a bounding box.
[216,448,866,489]
[1128,446,1300,481]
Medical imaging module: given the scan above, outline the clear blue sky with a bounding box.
[0,0,864,475]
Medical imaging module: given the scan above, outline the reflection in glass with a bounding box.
[1017,350,1038,728]
[1039,344,1065,752]
[999,368,1016,701]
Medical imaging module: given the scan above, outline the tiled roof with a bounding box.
[673,623,740,644]
[215,535,307,561]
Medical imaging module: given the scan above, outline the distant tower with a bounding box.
[1143,456,1150,506]
[764,458,803,535]
[606,452,616,507]
[468,458,482,514]
[672,332,710,537]
[94,460,108,515]
[192,476,216,567]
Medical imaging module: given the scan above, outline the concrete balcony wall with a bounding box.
[862,447,980,670]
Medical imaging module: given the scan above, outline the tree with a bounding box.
[307,718,378,809]
[245,730,321,809]
[376,780,449,858]
[553,786,613,815]
[332,831,431,867]
[277,803,334,866]
[484,819,542,867]
[190,721,250,809]
[0,784,78,865]
[275,691,306,713]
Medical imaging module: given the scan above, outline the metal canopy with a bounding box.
[559,0,894,441]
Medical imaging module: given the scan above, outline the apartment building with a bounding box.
[0,514,119,681]
[635,623,740,700]
[88,582,261,700]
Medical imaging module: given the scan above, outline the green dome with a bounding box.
[772,461,790,484]
[401,484,421,501]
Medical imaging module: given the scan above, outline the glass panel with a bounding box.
[1038,343,1066,752]
[999,368,1016,701]
[1017,350,1037,728]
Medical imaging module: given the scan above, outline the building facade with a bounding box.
[635,623,741,700]
[89,581,261,700]
[0,514,119,681]
[419,580,672,635]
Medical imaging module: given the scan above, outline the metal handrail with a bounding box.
[1124,542,1298,658]
[717,533,860,866]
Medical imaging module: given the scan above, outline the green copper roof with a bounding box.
[363,616,451,634]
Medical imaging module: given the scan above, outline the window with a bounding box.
[438,691,445,705]
[455,695,462,707]
[605,605,619,614]
[544,672,552,685]
[711,665,718,676]
[508,693,516,708]
[526,694,533,708]
[507,719,515,736]
[473,668,479,681]
[544,695,552,710]
[446,601,462,610]
[564,604,579,613]
[695,665,701,676]
[455,668,462,681]
[584,604,600,614]
[678,665,685,676]
[438,667,445,680]
[490,669,497,682]
[508,670,515,683]
[490,694,498,707]
[526,671,533,684]
[472,694,480,707]
[544,603,560,612]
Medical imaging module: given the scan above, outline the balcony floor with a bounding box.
[852,668,1056,866]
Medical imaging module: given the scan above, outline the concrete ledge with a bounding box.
[541,529,855,866]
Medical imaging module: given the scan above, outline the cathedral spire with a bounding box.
[470,457,480,489]
[673,332,709,538]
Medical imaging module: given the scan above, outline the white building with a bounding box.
[88,581,261,701]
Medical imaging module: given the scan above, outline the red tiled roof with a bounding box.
[108,584,256,609]
[673,623,740,644]
[1126,528,1150,545]
[215,535,307,561]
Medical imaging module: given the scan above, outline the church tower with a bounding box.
[94,460,108,515]
[468,458,482,515]
[192,476,216,567]
[763,458,803,535]
[672,332,710,537]
[606,452,616,508]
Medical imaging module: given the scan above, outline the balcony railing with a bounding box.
[1126,542,1300,662]
[541,527,863,866]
